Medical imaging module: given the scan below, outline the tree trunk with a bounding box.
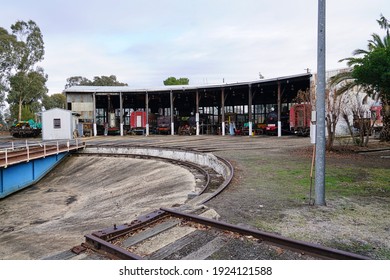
[344,114,358,145]
[359,119,365,147]
[18,96,22,122]
[326,121,335,150]
[364,120,371,147]
[380,101,390,142]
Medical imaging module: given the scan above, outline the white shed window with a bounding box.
[53,118,61,129]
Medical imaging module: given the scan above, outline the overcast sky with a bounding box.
[1,0,389,94]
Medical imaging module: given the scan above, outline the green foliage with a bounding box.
[8,103,36,122]
[163,76,189,86]
[0,20,47,121]
[90,75,128,86]
[65,75,128,88]
[42,93,66,110]
[10,20,44,72]
[20,105,36,121]
[347,15,390,102]
[0,27,18,106]
[331,15,390,141]
[6,67,47,120]
[352,47,390,102]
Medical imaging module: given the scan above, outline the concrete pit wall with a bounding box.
[79,146,232,181]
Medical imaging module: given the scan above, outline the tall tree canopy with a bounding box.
[1,20,47,122]
[0,27,18,107]
[42,93,66,110]
[65,75,128,88]
[163,77,189,86]
[331,15,390,141]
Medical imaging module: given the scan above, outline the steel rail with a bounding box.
[161,207,370,260]
[85,234,143,260]
[198,154,234,204]
[92,210,167,241]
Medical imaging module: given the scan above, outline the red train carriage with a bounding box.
[129,111,157,134]
[289,103,312,136]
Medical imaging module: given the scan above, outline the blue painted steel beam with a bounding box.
[0,152,68,199]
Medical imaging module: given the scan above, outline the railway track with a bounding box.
[67,207,369,260]
[42,142,370,260]
[53,141,368,260]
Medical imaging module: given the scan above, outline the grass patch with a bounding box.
[324,167,390,197]
[236,152,389,203]
[328,240,390,259]
[264,164,390,199]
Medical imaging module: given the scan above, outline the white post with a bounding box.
[196,113,200,136]
[5,148,8,167]
[222,121,226,136]
[278,121,282,137]
[249,121,253,136]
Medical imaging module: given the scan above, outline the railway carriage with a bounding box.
[289,103,312,136]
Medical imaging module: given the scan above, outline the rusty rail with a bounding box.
[85,234,143,260]
[161,207,370,260]
[82,208,370,260]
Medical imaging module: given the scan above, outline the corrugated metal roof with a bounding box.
[63,73,312,94]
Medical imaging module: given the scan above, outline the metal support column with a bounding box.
[221,88,225,136]
[119,92,123,136]
[315,0,326,206]
[145,91,149,136]
[93,92,97,136]
[170,90,174,135]
[248,84,253,136]
[277,81,282,137]
[196,90,200,136]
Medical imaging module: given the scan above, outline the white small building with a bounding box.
[41,108,79,140]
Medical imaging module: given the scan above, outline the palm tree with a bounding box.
[330,14,390,142]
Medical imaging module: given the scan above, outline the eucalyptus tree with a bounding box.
[42,93,66,110]
[0,27,19,108]
[1,20,47,121]
[163,77,189,85]
[65,75,128,88]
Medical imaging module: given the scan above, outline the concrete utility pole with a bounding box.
[315,0,326,205]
